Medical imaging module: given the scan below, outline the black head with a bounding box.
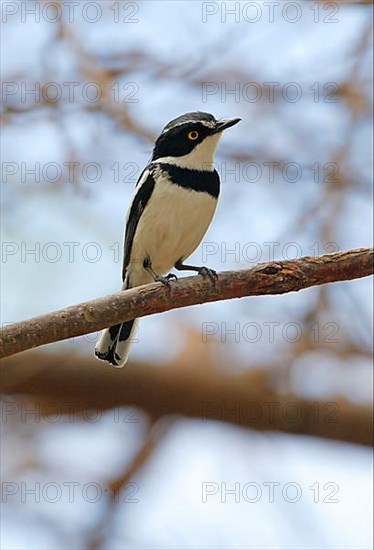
[151,111,241,163]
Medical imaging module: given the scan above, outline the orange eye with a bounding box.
[188,131,199,140]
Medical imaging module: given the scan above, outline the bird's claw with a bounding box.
[155,273,177,288]
[198,266,218,283]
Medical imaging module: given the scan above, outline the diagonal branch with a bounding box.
[0,248,373,359]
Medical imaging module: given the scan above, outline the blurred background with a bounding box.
[1,1,373,549]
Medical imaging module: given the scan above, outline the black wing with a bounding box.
[122,167,156,282]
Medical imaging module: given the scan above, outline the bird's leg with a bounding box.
[174,259,218,283]
[143,257,177,287]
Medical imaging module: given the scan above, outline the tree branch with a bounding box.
[1,352,372,447]
[1,248,373,359]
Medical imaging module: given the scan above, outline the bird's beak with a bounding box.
[213,118,241,133]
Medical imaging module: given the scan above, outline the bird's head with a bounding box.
[151,111,241,171]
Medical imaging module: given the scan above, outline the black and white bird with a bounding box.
[95,111,241,367]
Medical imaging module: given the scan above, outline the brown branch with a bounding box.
[1,352,372,447]
[1,248,373,359]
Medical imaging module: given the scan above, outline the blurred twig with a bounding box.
[87,418,172,550]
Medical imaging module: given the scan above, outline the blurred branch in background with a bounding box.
[1,351,372,446]
[1,248,373,358]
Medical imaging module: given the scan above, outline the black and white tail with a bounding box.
[95,317,139,368]
[95,274,140,367]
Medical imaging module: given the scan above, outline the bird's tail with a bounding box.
[95,318,138,368]
[95,274,141,368]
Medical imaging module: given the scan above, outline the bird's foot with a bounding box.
[198,266,218,283]
[165,272,178,281]
[155,273,177,288]
[144,257,177,287]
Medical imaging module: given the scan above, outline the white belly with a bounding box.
[128,177,217,286]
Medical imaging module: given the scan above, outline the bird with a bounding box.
[95,111,241,367]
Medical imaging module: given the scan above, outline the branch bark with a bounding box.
[1,248,373,359]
